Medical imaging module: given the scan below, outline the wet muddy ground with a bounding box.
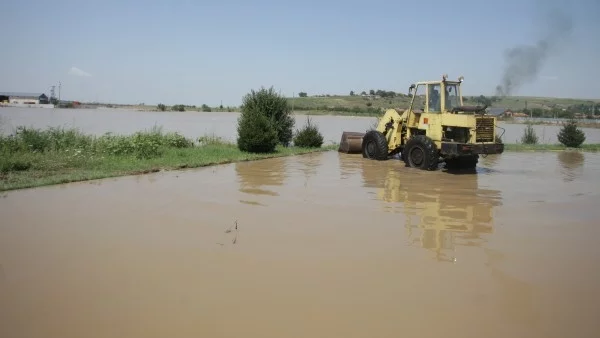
[1,150,600,338]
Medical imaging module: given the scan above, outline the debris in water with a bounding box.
[225,220,237,233]
[219,220,239,245]
[232,220,239,244]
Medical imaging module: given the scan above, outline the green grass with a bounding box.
[285,94,600,117]
[502,143,600,152]
[0,126,336,192]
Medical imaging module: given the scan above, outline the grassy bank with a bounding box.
[0,126,336,192]
[286,94,600,115]
[502,143,600,152]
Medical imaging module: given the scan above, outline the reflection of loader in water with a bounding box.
[360,159,503,262]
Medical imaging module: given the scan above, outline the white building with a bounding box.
[0,92,50,104]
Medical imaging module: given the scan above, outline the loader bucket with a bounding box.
[338,131,365,154]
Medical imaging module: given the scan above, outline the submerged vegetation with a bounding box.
[0,125,335,191]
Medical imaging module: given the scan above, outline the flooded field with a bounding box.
[2,107,600,144]
[1,150,599,338]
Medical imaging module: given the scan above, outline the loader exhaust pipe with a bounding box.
[338,131,365,154]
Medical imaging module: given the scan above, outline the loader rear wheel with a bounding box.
[362,130,388,160]
[403,135,439,170]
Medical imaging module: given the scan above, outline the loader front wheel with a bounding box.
[403,135,439,170]
[362,130,388,160]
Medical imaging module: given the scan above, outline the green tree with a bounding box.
[557,119,586,148]
[349,91,355,96]
[157,103,166,111]
[298,92,307,97]
[236,109,279,153]
[171,104,185,112]
[293,116,323,148]
[240,86,294,146]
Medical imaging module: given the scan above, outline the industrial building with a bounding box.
[0,92,50,104]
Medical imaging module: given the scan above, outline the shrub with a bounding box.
[95,127,193,159]
[0,126,94,153]
[521,123,538,144]
[239,86,294,146]
[0,156,32,174]
[236,110,279,153]
[293,117,324,148]
[198,134,227,146]
[557,118,586,148]
[157,103,166,111]
[162,132,194,148]
[201,104,211,112]
[171,104,185,112]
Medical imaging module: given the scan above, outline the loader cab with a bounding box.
[408,78,464,114]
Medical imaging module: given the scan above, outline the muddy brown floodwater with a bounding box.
[1,150,600,338]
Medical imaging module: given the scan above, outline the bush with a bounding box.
[95,127,193,159]
[157,103,166,111]
[521,123,538,144]
[171,104,185,112]
[198,134,227,146]
[0,126,94,153]
[0,156,32,174]
[201,104,211,112]
[293,117,324,148]
[239,86,294,147]
[236,110,279,153]
[557,119,586,148]
[95,132,162,159]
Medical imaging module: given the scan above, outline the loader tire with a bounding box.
[403,135,439,170]
[362,130,388,160]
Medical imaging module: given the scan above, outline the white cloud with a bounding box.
[69,67,92,77]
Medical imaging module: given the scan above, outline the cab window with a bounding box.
[412,84,426,112]
[445,84,460,111]
[428,84,441,113]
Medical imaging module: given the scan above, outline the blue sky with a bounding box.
[1,0,598,106]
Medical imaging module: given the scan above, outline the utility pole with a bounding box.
[58,82,61,103]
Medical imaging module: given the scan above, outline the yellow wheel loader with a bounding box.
[339,75,504,170]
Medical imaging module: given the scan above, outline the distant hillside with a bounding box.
[286,94,600,118]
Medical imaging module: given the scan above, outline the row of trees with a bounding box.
[301,89,406,98]
[350,89,403,98]
[157,103,213,112]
